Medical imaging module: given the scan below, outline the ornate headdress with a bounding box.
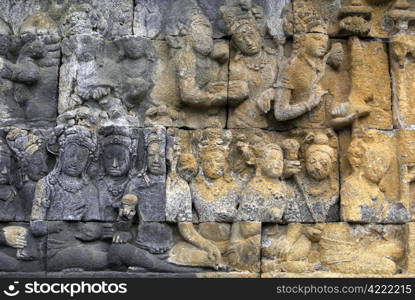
[99,125,136,152]
[195,128,232,155]
[221,5,259,36]
[57,125,97,154]
[0,136,12,157]
[293,2,328,35]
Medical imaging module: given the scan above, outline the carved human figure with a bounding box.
[96,126,137,221]
[168,129,260,272]
[285,133,339,222]
[0,136,21,221]
[13,13,60,126]
[31,125,100,222]
[0,225,40,271]
[262,223,404,274]
[6,128,49,220]
[237,141,293,222]
[223,7,279,128]
[108,194,203,273]
[341,131,413,223]
[257,15,330,126]
[165,5,229,127]
[0,18,24,125]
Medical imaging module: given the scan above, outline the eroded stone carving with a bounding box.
[262,223,406,275]
[341,129,411,223]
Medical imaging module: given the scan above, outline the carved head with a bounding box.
[251,143,284,179]
[6,128,48,182]
[189,13,213,56]
[0,18,12,57]
[238,0,253,11]
[294,9,328,58]
[177,153,198,183]
[0,137,12,185]
[327,43,344,70]
[347,134,392,184]
[99,126,136,178]
[232,21,262,55]
[56,125,97,178]
[197,129,232,180]
[60,4,107,37]
[146,127,166,176]
[305,133,335,181]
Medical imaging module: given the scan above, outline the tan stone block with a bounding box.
[261,223,407,276]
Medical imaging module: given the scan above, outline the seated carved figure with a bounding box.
[262,223,404,275]
[108,194,203,273]
[167,129,261,272]
[341,131,413,223]
[237,141,294,222]
[31,125,100,222]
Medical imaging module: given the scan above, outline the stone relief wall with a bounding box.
[0,0,414,278]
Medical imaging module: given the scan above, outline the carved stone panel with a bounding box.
[262,223,407,276]
[0,223,46,273]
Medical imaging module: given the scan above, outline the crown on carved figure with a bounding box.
[5,128,43,160]
[221,5,258,35]
[294,2,328,34]
[99,125,134,148]
[57,125,97,153]
[196,128,232,154]
[0,136,11,157]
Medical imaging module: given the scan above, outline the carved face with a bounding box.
[0,152,11,185]
[233,23,261,56]
[239,0,253,10]
[362,147,390,184]
[103,144,131,177]
[306,150,332,181]
[61,143,89,177]
[147,142,165,176]
[260,147,284,179]
[26,150,48,181]
[201,150,225,179]
[177,154,198,183]
[303,33,328,58]
[191,19,213,56]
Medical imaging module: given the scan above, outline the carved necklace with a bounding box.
[56,175,84,193]
[102,177,128,197]
[243,50,267,71]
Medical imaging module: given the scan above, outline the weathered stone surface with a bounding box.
[0,223,46,272]
[134,0,289,40]
[340,129,411,223]
[262,223,407,275]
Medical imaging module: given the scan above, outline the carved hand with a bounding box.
[402,164,415,184]
[276,238,292,261]
[112,231,133,244]
[202,241,222,265]
[228,80,249,105]
[257,88,275,113]
[3,227,27,249]
[283,160,301,177]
